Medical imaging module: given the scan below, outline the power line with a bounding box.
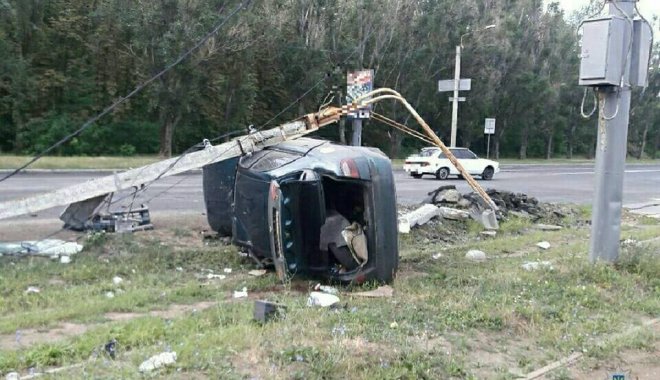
[0,0,250,184]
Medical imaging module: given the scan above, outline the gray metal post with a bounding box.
[351,118,363,146]
[450,45,461,148]
[589,0,635,263]
[486,134,491,159]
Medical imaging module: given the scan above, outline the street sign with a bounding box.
[484,118,496,135]
[346,70,374,119]
[448,97,466,102]
[438,78,472,92]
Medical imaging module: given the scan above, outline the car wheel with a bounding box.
[482,166,494,180]
[411,173,423,179]
[436,167,450,180]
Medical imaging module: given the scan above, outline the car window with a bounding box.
[450,149,465,159]
[241,150,299,172]
[465,150,477,159]
[437,152,446,158]
[419,149,438,157]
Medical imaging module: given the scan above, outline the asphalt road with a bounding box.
[1,163,659,222]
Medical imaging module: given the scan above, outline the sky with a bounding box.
[546,0,660,19]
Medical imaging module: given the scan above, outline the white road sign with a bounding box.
[438,78,472,92]
[484,118,496,135]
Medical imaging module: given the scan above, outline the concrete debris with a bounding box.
[480,230,497,237]
[139,352,177,373]
[534,224,563,231]
[112,276,124,286]
[233,287,248,298]
[521,261,554,271]
[0,239,83,258]
[465,250,487,262]
[398,204,441,233]
[352,285,394,298]
[307,291,340,307]
[314,284,339,294]
[105,291,115,299]
[248,269,267,277]
[223,268,232,274]
[206,273,226,280]
[432,253,443,260]
[424,185,459,203]
[389,321,399,329]
[254,300,286,322]
[438,207,470,221]
[60,256,71,264]
[536,241,551,250]
[25,286,40,294]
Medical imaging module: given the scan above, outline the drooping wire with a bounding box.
[0,0,251,184]
[580,88,598,119]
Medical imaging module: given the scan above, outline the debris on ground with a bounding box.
[138,352,177,373]
[112,276,124,286]
[438,207,470,221]
[60,256,72,264]
[398,204,441,233]
[389,321,399,329]
[223,268,232,273]
[534,224,563,231]
[521,261,554,271]
[465,250,487,262]
[254,300,286,322]
[314,284,339,294]
[480,230,497,238]
[432,253,443,260]
[206,273,226,280]
[248,269,267,277]
[25,286,40,295]
[5,372,19,380]
[536,241,551,250]
[104,339,117,359]
[0,239,83,258]
[307,292,340,307]
[352,285,394,298]
[233,287,248,298]
[105,291,115,299]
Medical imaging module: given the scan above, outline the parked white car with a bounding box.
[403,147,499,180]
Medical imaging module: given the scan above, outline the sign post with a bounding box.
[484,118,495,159]
[346,70,374,146]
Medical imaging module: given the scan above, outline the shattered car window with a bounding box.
[241,151,299,172]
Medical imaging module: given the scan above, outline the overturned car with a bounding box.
[203,137,398,283]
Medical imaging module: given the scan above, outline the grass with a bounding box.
[0,155,161,170]
[0,212,658,379]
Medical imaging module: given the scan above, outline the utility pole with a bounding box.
[579,0,652,262]
[346,70,374,146]
[450,45,462,148]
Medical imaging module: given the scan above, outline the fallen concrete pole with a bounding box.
[398,204,441,233]
[0,109,341,221]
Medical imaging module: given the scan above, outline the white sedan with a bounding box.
[403,147,499,180]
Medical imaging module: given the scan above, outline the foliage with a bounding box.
[0,0,658,158]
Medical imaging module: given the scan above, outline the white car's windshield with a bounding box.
[419,149,438,157]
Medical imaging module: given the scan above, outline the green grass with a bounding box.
[0,214,658,379]
[0,155,161,170]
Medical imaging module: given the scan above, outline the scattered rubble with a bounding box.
[432,253,443,260]
[105,291,115,299]
[480,231,497,238]
[233,287,248,298]
[254,300,286,322]
[139,352,177,373]
[5,372,19,380]
[534,224,563,231]
[352,285,394,298]
[398,204,441,233]
[206,273,226,280]
[465,250,487,262]
[60,256,71,264]
[248,269,267,277]
[112,276,124,286]
[25,287,40,295]
[0,239,83,259]
[521,261,554,271]
[314,284,339,294]
[536,241,551,250]
[307,292,340,307]
[223,268,232,273]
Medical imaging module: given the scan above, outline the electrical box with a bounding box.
[630,18,652,88]
[579,16,627,87]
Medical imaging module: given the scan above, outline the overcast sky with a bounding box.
[546,0,660,21]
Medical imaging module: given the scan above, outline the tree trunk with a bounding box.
[159,111,181,157]
[567,124,576,159]
[519,126,528,160]
[638,123,649,160]
[494,135,501,160]
[546,134,553,160]
[389,128,403,158]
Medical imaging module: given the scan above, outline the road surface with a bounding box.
[1,163,659,222]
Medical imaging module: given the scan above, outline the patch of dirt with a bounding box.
[230,347,279,380]
[465,331,538,379]
[0,301,217,350]
[567,348,660,380]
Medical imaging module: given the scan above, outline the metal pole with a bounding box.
[450,45,461,148]
[487,134,491,159]
[351,118,363,146]
[589,0,635,263]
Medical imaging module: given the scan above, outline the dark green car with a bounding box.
[203,137,398,283]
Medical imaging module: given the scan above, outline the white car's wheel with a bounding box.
[436,167,450,180]
[482,166,495,180]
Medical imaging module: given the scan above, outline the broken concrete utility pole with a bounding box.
[578,0,652,262]
[0,109,341,221]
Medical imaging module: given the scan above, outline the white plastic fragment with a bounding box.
[307,291,340,307]
[139,352,177,373]
[223,268,232,274]
[25,286,40,294]
[60,256,71,264]
[206,274,226,280]
[112,276,123,285]
[465,250,487,261]
[521,261,554,271]
[432,253,443,260]
[536,241,551,250]
[233,287,248,298]
[314,284,338,294]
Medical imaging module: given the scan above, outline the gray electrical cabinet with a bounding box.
[579,16,627,87]
[630,18,652,88]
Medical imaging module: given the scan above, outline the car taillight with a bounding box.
[420,162,430,167]
[405,160,411,164]
[340,159,360,178]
